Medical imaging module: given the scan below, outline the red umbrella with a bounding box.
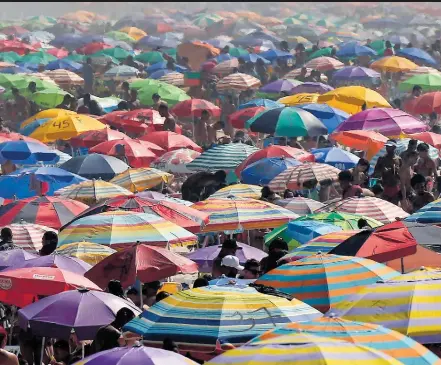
[228,106,266,129]
[135,139,165,156]
[85,244,198,289]
[62,194,210,233]
[0,40,37,55]
[0,26,29,36]
[235,145,315,175]
[0,267,102,307]
[76,42,112,55]
[140,131,202,152]
[405,92,441,114]
[99,109,164,134]
[171,99,222,118]
[46,47,69,59]
[70,128,132,148]
[89,139,158,168]
[408,132,441,149]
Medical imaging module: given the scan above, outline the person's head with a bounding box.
[238,57,245,65]
[411,173,428,194]
[193,277,209,288]
[28,81,37,93]
[163,338,179,353]
[62,94,71,105]
[214,170,227,183]
[268,237,288,254]
[95,325,121,352]
[394,43,401,51]
[113,307,135,328]
[417,142,430,158]
[300,67,308,76]
[0,326,7,349]
[385,139,397,156]
[152,93,160,103]
[371,183,384,197]
[156,291,171,303]
[393,98,401,109]
[220,255,243,278]
[338,170,353,190]
[283,189,294,199]
[241,259,260,279]
[356,158,370,173]
[11,87,19,97]
[0,228,12,242]
[126,55,134,62]
[407,139,418,151]
[121,81,130,92]
[385,41,392,48]
[53,340,70,362]
[219,238,240,257]
[130,89,138,101]
[143,281,162,297]
[86,57,92,65]
[107,280,125,297]
[357,218,372,230]
[261,186,272,198]
[126,288,139,304]
[200,109,210,121]
[158,103,169,117]
[42,231,58,247]
[412,85,422,97]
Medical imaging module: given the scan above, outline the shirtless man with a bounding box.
[410,174,435,212]
[399,151,418,212]
[0,326,18,365]
[414,143,437,192]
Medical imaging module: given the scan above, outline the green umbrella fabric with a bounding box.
[308,47,333,60]
[63,54,86,63]
[25,15,57,24]
[0,74,30,89]
[295,212,383,230]
[229,47,249,58]
[193,14,223,27]
[105,31,136,44]
[0,79,58,101]
[399,73,441,93]
[138,84,190,107]
[134,51,165,64]
[163,48,177,60]
[284,17,304,25]
[31,88,72,109]
[264,224,301,250]
[368,40,386,54]
[129,78,162,91]
[0,51,21,63]
[19,51,57,65]
[94,48,132,61]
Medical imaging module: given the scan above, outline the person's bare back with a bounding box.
[0,349,18,365]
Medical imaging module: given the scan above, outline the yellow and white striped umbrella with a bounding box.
[55,241,116,266]
[208,184,262,199]
[110,168,174,193]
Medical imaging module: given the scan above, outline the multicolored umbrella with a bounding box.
[305,56,344,72]
[297,103,349,133]
[110,168,174,193]
[208,184,263,199]
[274,197,325,215]
[216,72,261,92]
[256,253,399,312]
[58,211,197,250]
[0,221,56,253]
[295,212,382,230]
[371,56,418,73]
[55,241,116,266]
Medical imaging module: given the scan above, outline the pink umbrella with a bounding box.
[305,57,344,72]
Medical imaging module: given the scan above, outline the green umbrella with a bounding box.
[368,40,386,54]
[25,15,57,24]
[193,14,223,28]
[94,48,132,61]
[295,212,383,230]
[0,74,29,89]
[163,48,177,60]
[229,47,249,58]
[19,51,57,65]
[399,73,441,93]
[134,51,165,64]
[105,31,136,44]
[26,77,59,90]
[283,17,304,25]
[63,54,86,63]
[31,88,72,109]
[264,224,300,250]
[0,88,32,101]
[138,83,189,107]
[308,47,333,60]
[129,78,162,91]
[255,91,279,100]
[0,52,21,63]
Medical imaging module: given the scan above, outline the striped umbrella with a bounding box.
[295,212,383,230]
[208,184,262,199]
[55,241,117,266]
[54,179,132,205]
[268,163,341,192]
[274,197,325,215]
[103,65,139,80]
[150,149,201,174]
[256,254,399,313]
[110,168,174,193]
[186,143,259,172]
[332,267,441,344]
[216,73,261,92]
[124,286,322,358]
[400,66,441,82]
[43,69,84,88]
[305,56,344,72]
[0,196,89,230]
[318,196,409,224]
[158,71,184,86]
[281,230,360,262]
[3,221,56,253]
[212,58,240,76]
[191,196,298,232]
[205,333,403,365]
[58,211,197,250]
[250,316,440,365]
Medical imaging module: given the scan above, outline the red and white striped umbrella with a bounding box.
[158,72,185,86]
[212,58,239,76]
[28,72,57,84]
[150,148,201,174]
[284,68,328,82]
[44,69,84,88]
[317,196,409,224]
[305,56,344,72]
[216,72,261,92]
[268,162,341,192]
[4,221,56,253]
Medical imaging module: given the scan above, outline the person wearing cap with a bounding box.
[220,255,243,278]
[239,259,261,279]
[211,239,242,278]
[373,139,402,205]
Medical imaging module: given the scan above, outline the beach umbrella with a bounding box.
[310,147,359,170]
[268,162,341,192]
[237,98,283,110]
[44,69,84,89]
[278,93,320,106]
[150,148,200,174]
[21,108,76,128]
[399,74,441,93]
[330,130,388,160]
[401,67,441,82]
[371,56,418,73]
[94,47,133,61]
[289,82,334,95]
[171,99,221,118]
[245,107,328,137]
[30,88,73,110]
[55,242,116,266]
[0,140,59,164]
[45,47,69,59]
[397,48,437,66]
[70,128,131,149]
[16,254,91,275]
[99,109,165,135]
[259,79,302,96]
[405,92,441,114]
[331,66,381,85]
[124,286,322,357]
[138,83,190,107]
[85,244,198,289]
[145,61,187,74]
[105,31,136,44]
[305,56,344,72]
[295,212,382,230]
[318,86,391,114]
[76,42,112,55]
[191,196,298,232]
[386,35,410,44]
[187,143,258,172]
[103,65,139,81]
[297,103,349,133]
[1,222,56,253]
[158,71,184,86]
[259,49,293,61]
[59,153,129,181]
[18,288,141,340]
[240,53,271,64]
[45,58,82,72]
[19,118,51,136]
[19,51,57,65]
[274,197,325,215]
[0,51,20,63]
[0,40,36,55]
[336,43,377,58]
[308,47,333,60]
[0,196,88,230]
[249,316,440,365]
[408,132,441,149]
[187,242,267,273]
[134,51,165,64]
[320,196,409,224]
[58,211,197,250]
[0,249,38,271]
[118,27,147,41]
[256,254,398,312]
[228,106,267,129]
[208,184,262,199]
[109,168,174,193]
[216,72,261,92]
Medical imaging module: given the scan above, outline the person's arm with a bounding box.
[372,157,384,178]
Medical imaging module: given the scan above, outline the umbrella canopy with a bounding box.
[140,131,202,153]
[0,267,101,307]
[228,106,266,129]
[336,43,378,58]
[208,184,262,199]
[58,211,197,250]
[371,56,418,73]
[216,72,261,92]
[294,212,382,230]
[297,104,349,133]
[18,288,141,340]
[331,130,389,160]
[171,99,222,118]
[274,197,325,215]
[16,254,91,275]
[278,93,320,106]
[59,153,129,181]
[408,132,441,149]
[55,242,116,266]
[0,140,59,164]
[21,108,76,128]
[237,98,283,110]
[110,168,174,193]
[85,244,198,289]
[399,73,441,93]
[44,69,84,89]
[0,249,37,271]
[99,109,165,135]
[331,66,381,85]
[310,147,359,170]
[290,82,334,95]
[151,148,201,174]
[397,48,437,66]
[245,107,328,137]
[259,79,302,95]
[405,92,441,114]
[103,65,139,80]
[191,196,298,232]
[2,222,56,253]
[124,286,322,356]
[45,58,82,72]
[305,56,344,72]
[70,128,131,149]
[256,254,398,312]
[0,196,88,230]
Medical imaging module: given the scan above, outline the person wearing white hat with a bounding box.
[220,255,244,278]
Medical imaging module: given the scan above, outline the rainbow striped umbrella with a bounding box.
[110,168,174,193]
[281,230,360,262]
[250,316,441,365]
[123,286,322,358]
[55,179,132,205]
[332,267,441,344]
[208,184,262,199]
[55,241,117,266]
[205,333,403,365]
[58,211,197,250]
[295,212,383,230]
[255,254,399,313]
[191,197,298,233]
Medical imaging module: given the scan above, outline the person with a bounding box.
[283,189,294,199]
[221,95,236,137]
[155,291,171,303]
[239,259,261,279]
[193,277,209,288]
[117,100,130,111]
[126,288,140,307]
[403,85,423,113]
[12,88,30,119]
[260,238,288,274]
[384,41,394,56]
[211,239,242,278]
[260,186,279,203]
[142,281,162,307]
[56,94,72,110]
[349,158,370,188]
[294,43,306,68]
[0,228,14,251]
[181,170,226,202]
[432,124,441,134]
[119,81,130,101]
[414,142,437,192]
[45,340,71,365]
[152,93,167,111]
[357,218,372,230]
[429,112,438,127]
[39,231,58,256]
[0,325,18,365]
[158,104,176,132]
[88,100,104,116]
[114,144,129,165]
[399,150,419,211]
[371,183,384,198]
[373,139,402,204]
[82,57,94,94]
[77,93,90,114]
[410,174,435,212]
[163,338,179,353]
[124,55,138,69]
[338,170,363,199]
[296,67,309,82]
[219,255,243,278]
[27,81,39,115]
[127,89,141,110]
[400,139,418,161]
[107,280,128,300]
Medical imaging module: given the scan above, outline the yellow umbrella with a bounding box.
[208,184,262,199]
[318,86,391,114]
[278,93,319,106]
[21,109,77,129]
[370,56,418,73]
[30,115,106,143]
[110,168,174,193]
[55,241,116,266]
[118,27,147,41]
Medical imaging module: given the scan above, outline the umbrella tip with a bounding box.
[132,341,142,348]
[420,266,426,271]
[77,287,90,293]
[328,312,336,318]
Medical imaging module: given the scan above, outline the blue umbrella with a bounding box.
[146,61,187,74]
[241,157,302,185]
[136,35,180,49]
[212,53,234,63]
[241,53,271,64]
[19,118,51,136]
[45,59,83,72]
[310,147,359,170]
[15,62,39,72]
[336,42,377,58]
[148,69,176,79]
[0,141,59,165]
[238,98,284,110]
[287,220,342,245]
[0,66,33,74]
[259,49,293,61]
[297,104,349,133]
[397,48,437,66]
[404,211,441,224]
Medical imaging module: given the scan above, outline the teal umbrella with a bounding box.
[63,54,86,63]
[0,51,21,63]
[94,48,132,61]
[134,51,165,64]
[308,47,333,61]
[229,47,249,58]
[19,51,57,65]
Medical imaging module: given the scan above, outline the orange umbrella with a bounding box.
[236,11,261,21]
[215,11,238,19]
[118,27,147,41]
[259,16,283,26]
[177,41,220,71]
[408,132,441,149]
[371,56,418,73]
[330,130,388,160]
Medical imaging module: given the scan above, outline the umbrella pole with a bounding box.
[140,283,143,309]
[400,257,404,274]
[82,343,85,359]
[247,230,250,245]
[40,337,45,365]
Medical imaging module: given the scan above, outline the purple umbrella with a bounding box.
[333,108,428,137]
[15,254,92,275]
[187,242,267,272]
[260,79,300,94]
[18,288,142,340]
[290,82,334,95]
[332,66,381,81]
[0,249,37,271]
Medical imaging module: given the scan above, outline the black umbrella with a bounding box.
[59,153,129,181]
